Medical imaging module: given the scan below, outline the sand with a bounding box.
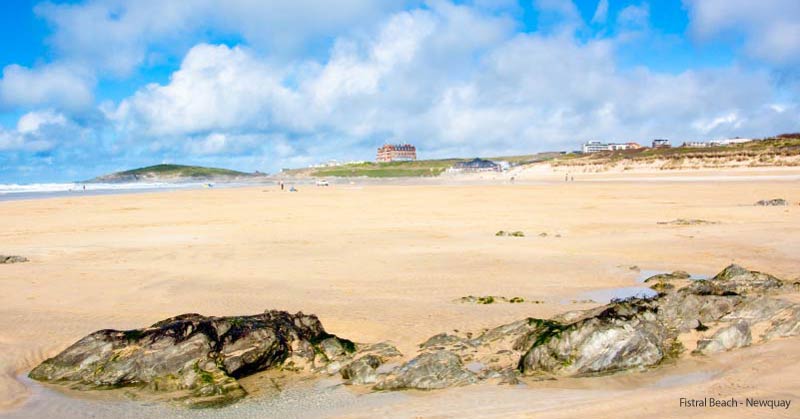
[1,168,799,417]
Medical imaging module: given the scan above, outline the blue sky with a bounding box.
[1,0,798,183]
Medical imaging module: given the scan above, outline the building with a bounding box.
[708,138,753,147]
[376,144,417,162]
[680,138,753,148]
[581,141,641,153]
[652,139,671,148]
[681,141,710,148]
[449,158,501,172]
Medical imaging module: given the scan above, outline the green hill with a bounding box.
[282,152,563,178]
[91,164,257,183]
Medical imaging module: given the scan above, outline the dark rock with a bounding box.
[755,198,788,206]
[0,255,28,264]
[29,310,353,407]
[693,322,751,355]
[374,350,478,390]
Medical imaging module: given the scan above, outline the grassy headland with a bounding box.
[91,164,258,183]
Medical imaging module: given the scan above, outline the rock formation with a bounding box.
[0,255,28,264]
[29,310,362,407]
[755,198,789,206]
[29,264,800,407]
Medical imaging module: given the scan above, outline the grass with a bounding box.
[308,159,463,178]
[283,151,565,178]
[550,136,800,168]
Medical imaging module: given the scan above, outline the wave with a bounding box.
[0,182,201,195]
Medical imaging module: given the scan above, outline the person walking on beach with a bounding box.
[280,181,284,191]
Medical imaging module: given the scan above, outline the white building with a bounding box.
[708,138,753,147]
[581,141,642,153]
[682,141,710,148]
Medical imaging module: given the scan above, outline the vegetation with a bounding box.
[496,230,525,237]
[115,164,248,178]
[550,136,800,169]
[282,151,564,178]
[477,296,496,304]
[304,159,463,178]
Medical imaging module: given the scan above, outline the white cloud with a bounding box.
[0,63,94,111]
[35,0,417,76]
[17,110,68,133]
[591,0,609,24]
[684,0,800,66]
[100,1,798,167]
[0,110,78,152]
[617,4,650,29]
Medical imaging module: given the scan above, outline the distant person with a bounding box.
[290,186,298,192]
[571,175,574,182]
[82,185,86,191]
[510,176,515,184]
[280,181,284,191]
[565,173,569,182]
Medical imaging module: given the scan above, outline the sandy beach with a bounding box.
[1,169,799,417]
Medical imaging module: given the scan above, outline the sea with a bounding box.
[0,182,216,201]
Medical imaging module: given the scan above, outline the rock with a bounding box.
[318,336,353,361]
[656,219,718,226]
[693,322,752,355]
[469,318,543,347]
[710,264,784,294]
[657,292,740,332]
[650,282,675,292]
[519,299,673,376]
[341,355,382,384]
[420,333,467,350]
[358,341,403,359]
[339,342,403,384]
[763,306,800,340]
[755,198,788,206]
[721,296,793,323]
[643,271,690,283]
[676,265,783,297]
[374,350,478,390]
[0,255,28,264]
[29,310,354,407]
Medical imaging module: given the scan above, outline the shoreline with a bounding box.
[3,165,800,203]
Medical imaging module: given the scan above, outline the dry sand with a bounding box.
[0,169,799,417]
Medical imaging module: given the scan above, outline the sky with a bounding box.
[0,0,799,183]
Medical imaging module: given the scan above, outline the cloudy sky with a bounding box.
[1,0,799,182]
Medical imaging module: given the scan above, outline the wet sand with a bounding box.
[1,171,798,417]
